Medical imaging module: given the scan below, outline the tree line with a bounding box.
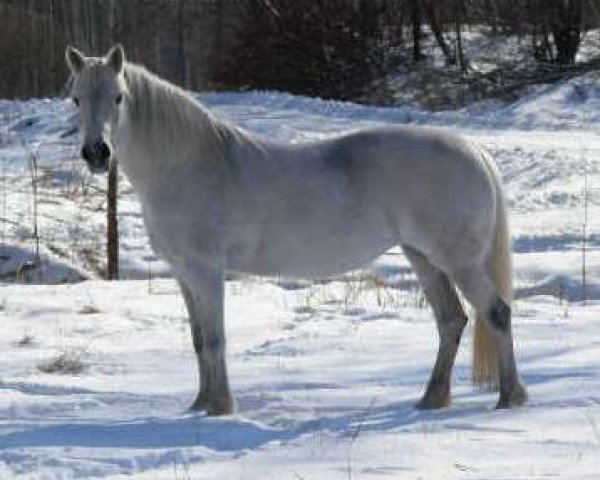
[1,0,598,100]
[0,0,243,99]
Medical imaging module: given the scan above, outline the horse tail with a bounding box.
[473,148,512,389]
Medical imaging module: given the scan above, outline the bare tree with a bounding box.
[423,0,455,65]
[453,0,468,71]
[410,0,424,62]
[550,0,584,64]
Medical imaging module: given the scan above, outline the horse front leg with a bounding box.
[178,281,210,409]
[179,270,232,416]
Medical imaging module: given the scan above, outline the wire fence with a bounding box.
[0,106,117,282]
[0,100,598,302]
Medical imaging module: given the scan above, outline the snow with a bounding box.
[1,279,599,479]
[1,72,599,478]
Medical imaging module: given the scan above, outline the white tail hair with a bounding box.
[473,149,512,389]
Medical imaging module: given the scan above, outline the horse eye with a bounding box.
[115,94,123,105]
[73,97,80,107]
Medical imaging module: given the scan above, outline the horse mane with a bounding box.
[123,63,255,167]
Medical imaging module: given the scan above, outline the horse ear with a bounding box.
[107,44,125,73]
[65,46,85,74]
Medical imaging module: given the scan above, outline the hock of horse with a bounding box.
[65,44,527,416]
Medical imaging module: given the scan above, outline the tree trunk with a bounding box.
[212,0,224,79]
[454,0,467,71]
[423,0,455,65]
[551,0,583,64]
[486,0,498,34]
[27,0,37,96]
[410,0,423,62]
[178,0,191,88]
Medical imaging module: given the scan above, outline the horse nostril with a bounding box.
[81,146,91,162]
[98,142,111,160]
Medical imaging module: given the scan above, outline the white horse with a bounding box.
[66,44,527,416]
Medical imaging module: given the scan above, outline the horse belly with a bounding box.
[226,208,397,278]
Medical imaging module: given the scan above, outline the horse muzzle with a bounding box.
[81,140,111,173]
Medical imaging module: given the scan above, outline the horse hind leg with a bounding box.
[452,263,527,408]
[403,246,468,410]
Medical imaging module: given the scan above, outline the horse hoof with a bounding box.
[206,401,233,416]
[496,383,528,409]
[416,391,450,410]
[188,394,233,416]
[188,393,211,412]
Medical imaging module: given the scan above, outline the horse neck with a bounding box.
[117,65,228,193]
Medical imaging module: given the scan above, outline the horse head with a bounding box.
[65,44,128,173]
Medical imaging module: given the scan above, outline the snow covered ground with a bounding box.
[1,75,599,478]
[1,279,599,479]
